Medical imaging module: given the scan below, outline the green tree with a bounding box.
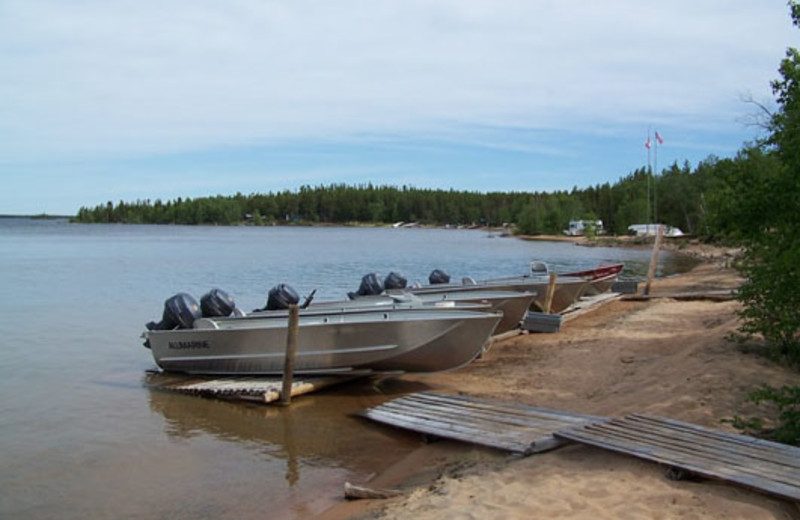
[712,3,800,364]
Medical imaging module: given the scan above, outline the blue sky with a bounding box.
[1,1,797,215]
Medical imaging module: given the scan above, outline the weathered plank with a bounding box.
[359,392,606,455]
[399,393,603,430]
[144,372,357,404]
[622,290,736,302]
[556,414,800,502]
[562,292,622,322]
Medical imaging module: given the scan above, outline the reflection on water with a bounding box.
[147,376,431,490]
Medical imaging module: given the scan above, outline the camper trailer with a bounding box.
[627,224,684,237]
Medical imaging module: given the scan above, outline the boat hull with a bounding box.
[365,290,535,334]
[406,277,586,314]
[581,272,618,296]
[562,263,624,296]
[145,309,502,375]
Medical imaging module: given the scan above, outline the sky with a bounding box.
[1,1,798,215]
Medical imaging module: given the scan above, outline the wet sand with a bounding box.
[315,245,800,520]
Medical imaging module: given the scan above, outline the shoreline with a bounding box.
[314,246,798,520]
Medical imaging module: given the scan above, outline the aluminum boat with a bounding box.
[144,308,502,375]
[562,263,624,296]
[346,290,535,334]
[402,276,587,314]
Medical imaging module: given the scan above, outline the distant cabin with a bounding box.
[564,220,604,236]
[627,224,685,237]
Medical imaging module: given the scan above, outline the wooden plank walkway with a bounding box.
[144,371,358,404]
[555,413,800,502]
[562,292,622,322]
[358,392,607,455]
[622,289,737,302]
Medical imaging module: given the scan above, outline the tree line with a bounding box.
[73,155,747,237]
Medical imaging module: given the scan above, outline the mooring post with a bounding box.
[280,304,300,405]
[543,272,558,314]
[643,224,664,296]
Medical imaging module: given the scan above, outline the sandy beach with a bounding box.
[316,243,800,520]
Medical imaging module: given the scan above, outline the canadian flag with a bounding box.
[655,131,664,144]
[645,137,652,149]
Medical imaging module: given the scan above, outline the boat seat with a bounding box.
[193,318,220,330]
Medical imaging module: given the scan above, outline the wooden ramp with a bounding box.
[358,392,606,455]
[145,372,357,404]
[562,292,622,322]
[622,289,737,302]
[555,414,800,502]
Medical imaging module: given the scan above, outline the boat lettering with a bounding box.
[168,340,211,350]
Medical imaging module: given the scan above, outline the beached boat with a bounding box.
[143,304,502,375]
[345,290,535,334]
[479,276,587,314]
[562,263,624,296]
[409,266,587,314]
[347,269,585,315]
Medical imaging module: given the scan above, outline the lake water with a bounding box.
[0,219,692,519]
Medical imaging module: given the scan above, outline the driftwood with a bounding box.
[344,482,401,500]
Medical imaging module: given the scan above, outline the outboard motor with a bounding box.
[530,261,549,276]
[265,283,300,310]
[384,271,408,290]
[429,269,451,285]
[200,288,237,318]
[146,293,202,331]
[356,273,385,296]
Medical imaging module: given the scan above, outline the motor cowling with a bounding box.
[356,273,385,296]
[265,283,300,310]
[200,288,236,317]
[384,271,407,290]
[146,293,201,331]
[429,269,451,284]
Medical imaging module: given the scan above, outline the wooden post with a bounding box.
[543,273,558,314]
[643,224,664,296]
[280,304,300,405]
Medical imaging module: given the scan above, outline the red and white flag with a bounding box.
[645,137,652,149]
[655,131,664,144]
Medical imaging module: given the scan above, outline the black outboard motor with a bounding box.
[200,288,236,318]
[384,271,408,290]
[357,272,385,296]
[146,293,202,331]
[429,269,451,284]
[265,283,300,310]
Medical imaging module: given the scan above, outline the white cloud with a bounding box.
[1,0,795,164]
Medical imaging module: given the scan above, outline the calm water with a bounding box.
[0,219,692,519]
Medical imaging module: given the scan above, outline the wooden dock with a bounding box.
[622,289,737,302]
[555,413,800,502]
[144,372,358,404]
[562,291,622,322]
[358,392,607,454]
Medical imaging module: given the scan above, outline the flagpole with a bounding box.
[654,131,658,224]
[647,127,651,233]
